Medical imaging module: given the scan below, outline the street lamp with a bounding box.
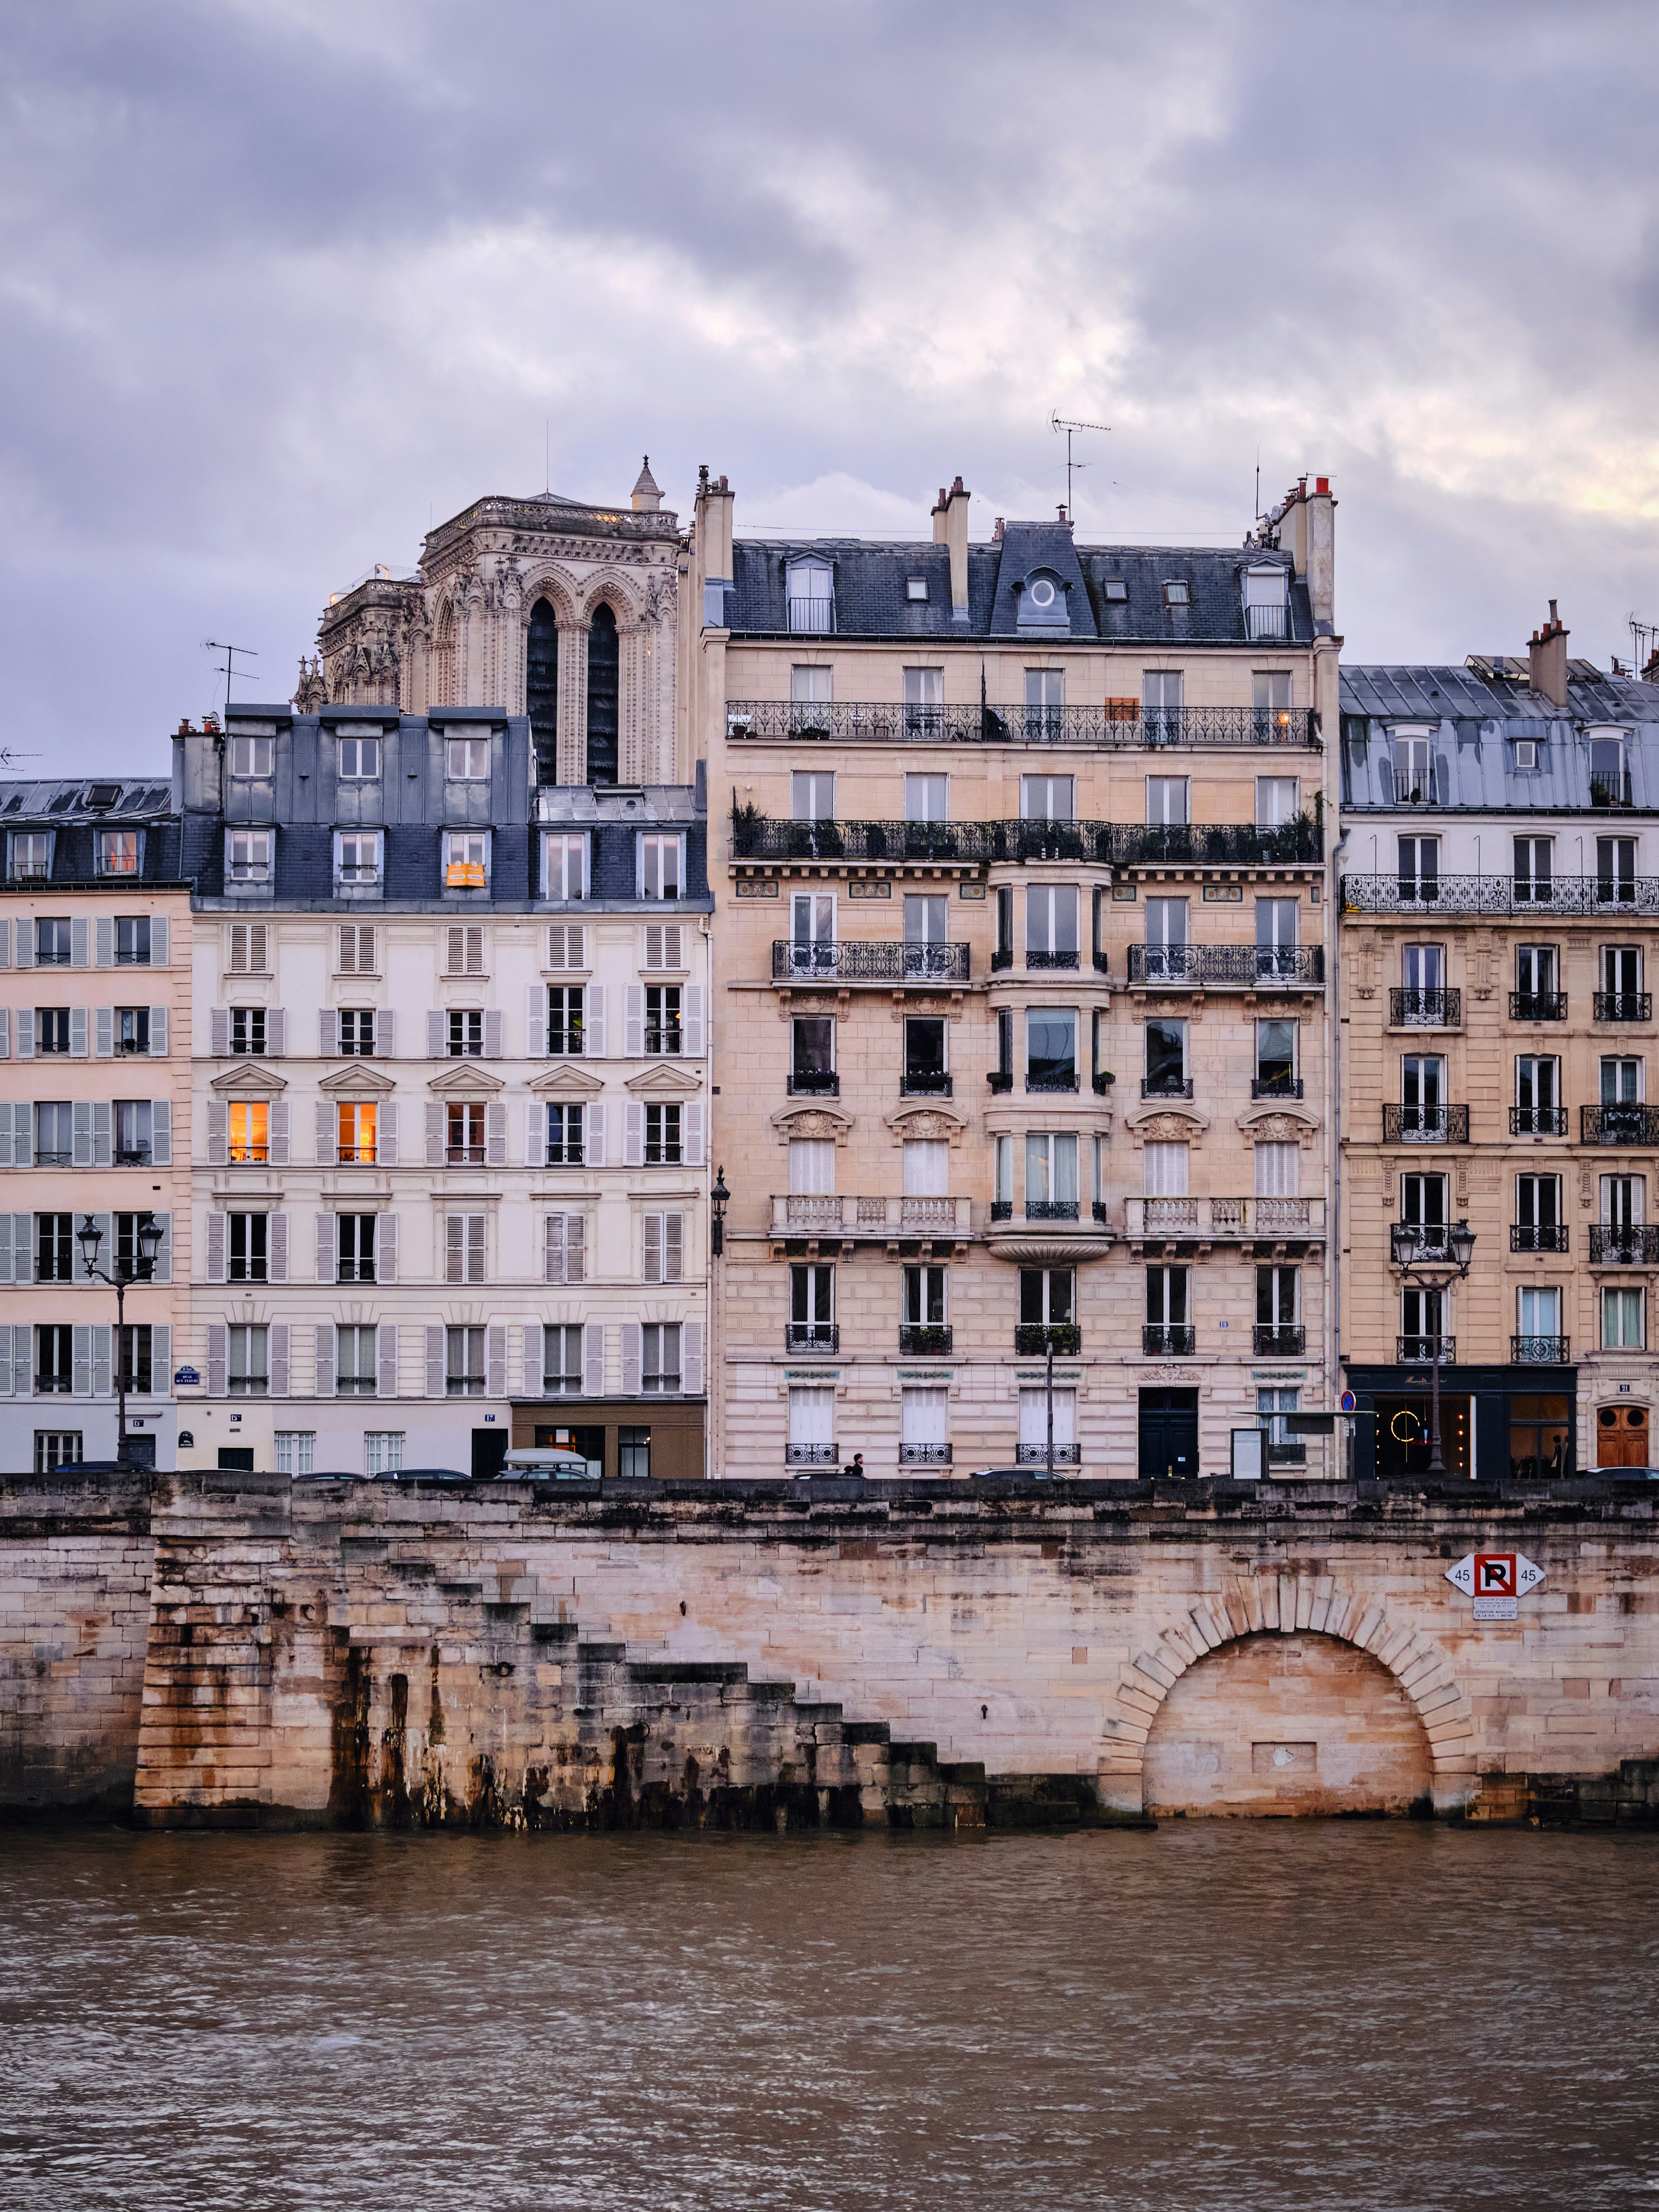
[710,1165,730,1258]
[77,1213,162,1469]
[1388,1215,1476,1476]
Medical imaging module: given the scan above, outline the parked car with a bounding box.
[501,1448,596,1481]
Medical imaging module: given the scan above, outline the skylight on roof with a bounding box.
[1163,581,1190,607]
[905,577,928,602]
[1102,579,1128,603]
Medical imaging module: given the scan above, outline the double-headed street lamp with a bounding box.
[1388,1215,1476,1475]
[77,1213,163,1470]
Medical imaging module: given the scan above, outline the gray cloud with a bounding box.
[1,0,1655,769]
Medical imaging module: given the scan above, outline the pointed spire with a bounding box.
[631,456,663,513]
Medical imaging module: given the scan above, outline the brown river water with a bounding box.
[0,1822,1656,2211]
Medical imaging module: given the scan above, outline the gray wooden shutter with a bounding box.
[71,917,89,968]
[0,1323,13,1396]
[73,1324,94,1398]
[148,1324,170,1395]
[0,919,12,968]
[269,1324,289,1398]
[379,1102,398,1166]
[95,1007,114,1059]
[69,1007,88,1058]
[467,1213,485,1283]
[685,1101,705,1166]
[316,1212,334,1284]
[525,985,547,1058]
[377,1324,398,1399]
[378,1213,397,1284]
[445,1216,463,1284]
[582,1321,605,1395]
[0,1103,13,1169]
[545,1214,565,1284]
[484,1010,503,1058]
[425,1103,443,1167]
[72,1100,93,1168]
[206,1212,226,1283]
[425,1326,445,1399]
[151,917,170,967]
[486,1325,507,1398]
[14,924,32,969]
[621,1321,643,1395]
[624,1102,644,1166]
[207,1323,228,1397]
[485,1102,506,1166]
[644,1213,661,1283]
[91,1101,112,1168]
[211,1007,229,1056]
[92,1325,112,1398]
[269,1100,289,1166]
[524,1100,545,1168]
[94,917,114,968]
[148,1005,168,1056]
[587,1102,606,1168]
[522,1324,541,1396]
[380,1010,395,1058]
[207,1099,227,1166]
[151,1213,172,1284]
[665,1213,683,1282]
[150,1100,171,1166]
[269,1212,288,1283]
[0,1215,13,1284]
[427,1011,444,1058]
[566,1213,584,1285]
[0,1010,9,1059]
[315,1102,335,1165]
[625,985,644,1056]
[585,986,605,1057]
[14,1009,32,1059]
[319,1009,338,1056]
[315,1324,336,1398]
[267,1008,286,1056]
[684,985,704,1056]
[683,1320,704,1396]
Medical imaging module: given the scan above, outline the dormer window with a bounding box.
[1102,579,1129,603]
[1163,581,1191,607]
[1017,569,1069,636]
[1244,564,1288,639]
[337,734,381,779]
[786,560,834,635]
[228,736,273,778]
[905,577,928,603]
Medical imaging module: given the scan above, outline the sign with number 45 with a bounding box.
[1445,1552,1546,1621]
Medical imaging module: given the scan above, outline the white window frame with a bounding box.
[543,833,589,901]
[444,735,490,781]
[443,829,490,890]
[225,828,272,886]
[227,735,273,778]
[639,833,684,901]
[96,830,141,878]
[334,829,383,889]
[336,735,381,779]
[275,1431,315,1476]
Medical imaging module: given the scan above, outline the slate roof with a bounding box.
[1341,663,1659,724]
[0,777,183,885]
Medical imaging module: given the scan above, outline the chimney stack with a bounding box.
[931,488,949,544]
[1528,601,1570,710]
[694,467,735,629]
[944,475,970,622]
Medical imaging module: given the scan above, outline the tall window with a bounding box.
[791,770,836,821]
[444,831,489,889]
[544,835,587,901]
[36,1214,73,1283]
[1252,671,1292,724]
[640,835,682,899]
[1513,836,1552,902]
[1020,1267,1075,1330]
[1025,1132,1078,1216]
[1517,1285,1562,1355]
[35,919,70,965]
[337,1103,377,1164]
[1256,1265,1301,1350]
[1596,837,1637,903]
[1256,1018,1297,1094]
[12,834,51,880]
[445,736,489,781]
[226,829,271,883]
[336,831,382,888]
[903,1264,948,1329]
[119,1325,154,1395]
[228,1102,268,1163]
[446,1326,485,1396]
[337,1214,376,1283]
[903,1016,947,1093]
[1020,773,1073,821]
[641,1325,681,1393]
[448,1011,484,1058]
[1603,1286,1645,1349]
[338,1009,375,1056]
[229,1213,267,1282]
[1400,1286,1445,1356]
[786,559,833,635]
[447,1102,485,1165]
[1144,1019,1188,1096]
[1516,945,1557,1007]
[547,1103,584,1165]
[789,1263,835,1347]
[364,1432,404,1476]
[791,1016,836,1093]
[1146,776,1188,826]
[645,986,682,1055]
[1024,668,1064,737]
[904,774,949,822]
[35,1325,72,1393]
[1602,945,1643,1018]
[1143,670,1183,736]
[337,734,380,779]
[644,1104,681,1163]
[98,830,139,877]
[228,735,273,778]
[543,1326,584,1395]
[527,598,559,783]
[1256,775,1298,825]
[1394,735,1434,804]
[1145,1266,1190,1351]
[116,916,153,965]
[1401,1171,1447,1252]
[1026,886,1079,966]
[335,1326,378,1396]
[276,1432,315,1476]
[1025,1009,1077,1091]
[34,1103,71,1167]
[548,985,584,1055]
[1144,1141,1189,1196]
[1397,835,1439,901]
[586,603,619,784]
[1514,1055,1561,1134]
[228,1324,269,1396]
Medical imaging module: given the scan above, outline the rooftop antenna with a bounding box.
[1255,447,1261,522]
[1049,412,1111,520]
[203,641,258,723]
[1630,613,1658,679]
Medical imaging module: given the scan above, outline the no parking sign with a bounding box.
[1445,1551,1546,1621]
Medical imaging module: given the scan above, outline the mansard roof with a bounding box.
[1340,663,1659,725]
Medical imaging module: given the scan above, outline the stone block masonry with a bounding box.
[3,1468,1659,1829]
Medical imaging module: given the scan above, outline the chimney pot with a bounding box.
[1314,476,1330,496]
[993,516,1005,541]
[1548,598,1559,624]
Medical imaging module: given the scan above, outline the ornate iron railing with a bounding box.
[1510,1106,1568,1136]
[898,1325,954,1355]
[1250,1077,1304,1099]
[1595,993,1653,1022]
[1025,1200,1080,1221]
[1026,1071,1079,1093]
[1390,988,1461,1027]
[1142,1078,1195,1100]
[1590,1225,1659,1263]
[1397,1335,1455,1362]
[1510,993,1567,1021]
[772,940,972,982]
[1253,1325,1306,1355]
[1512,1336,1571,1365]
[787,1069,839,1096]
[1026,949,1081,969]
[1512,1224,1571,1252]
[726,701,1320,750]
[991,1199,1013,1221]
[1108,818,1323,866]
[899,1442,954,1465]
[1345,873,1659,917]
[783,1325,839,1353]
[1382,1105,1471,1144]
[1014,1442,1081,1464]
[733,811,1114,864]
[1127,944,1326,987]
[786,1442,839,1464]
[1583,1106,1659,1145]
[900,1071,954,1096]
[1142,1324,1196,1355]
[1015,1324,1081,1356]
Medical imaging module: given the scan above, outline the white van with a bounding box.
[501,1447,594,1481]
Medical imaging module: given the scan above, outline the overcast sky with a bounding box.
[3,0,1656,772]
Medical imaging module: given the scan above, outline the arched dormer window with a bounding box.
[528,598,558,785]
[1016,569,1069,638]
[786,559,834,635]
[586,603,619,786]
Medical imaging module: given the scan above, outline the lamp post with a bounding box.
[710,1165,729,1258]
[1389,1215,1476,1475]
[77,1213,162,1469]
[708,1167,730,1481]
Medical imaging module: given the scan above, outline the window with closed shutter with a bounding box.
[446,925,485,976]
[643,1212,683,1283]
[446,1213,485,1284]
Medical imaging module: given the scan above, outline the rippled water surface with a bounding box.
[1,1822,1657,2210]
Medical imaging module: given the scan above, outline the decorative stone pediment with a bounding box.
[623,1062,703,1097]
[770,1105,855,1147]
[427,1063,506,1096]
[319,1064,398,1096]
[883,1104,968,1147]
[1125,1102,1208,1146]
[209,1060,287,1095]
[1237,1103,1320,1148]
[530,1062,604,1097]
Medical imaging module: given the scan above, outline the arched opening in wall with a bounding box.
[1142,1631,1433,1817]
[527,598,559,785]
[586,603,619,786]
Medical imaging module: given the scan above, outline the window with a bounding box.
[901,1139,949,1196]
[1026,886,1079,967]
[1515,945,1558,1009]
[1401,943,1444,1005]
[1256,1265,1300,1349]
[228,1102,268,1164]
[334,831,382,888]
[548,985,584,1055]
[1162,581,1190,607]
[228,1213,267,1283]
[116,917,152,966]
[905,577,928,603]
[1510,1397,1570,1482]
[1025,1008,1077,1091]
[1597,837,1637,904]
[337,1214,376,1283]
[1397,836,1439,901]
[904,1264,948,1327]
[444,831,489,889]
[1601,945,1643,1019]
[1255,1141,1300,1197]
[364,1432,404,1476]
[1146,1264,1189,1336]
[276,1431,315,1476]
[1401,1171,1447,1251]
[994,1134,1014,1210]
[789,1139,835,1195]
[543,834,588,902]
[547,1103,584,1166]
[36,1213,73,1283]
[585,603,619,785]
[12,834,50,880]
[448,1010,484,1058]
[615,1427,649,1477]
[337,1103,377,1164]
[1400,1285,1445,1354]
[34,1102,72,1167]
[1024,668,1065,726]
[116,1119,173,1197]
[1144,1141,1189,1196]
[229,1007,265,1056]
[34,1430,82,1472]
[36,1009,71,1055]
[1515,1172,1565,1252]
[337,735,381,779]
[1605,1286,1646,1349]
[337,923,375,974]
[1394,735,1434,805]
[1590,736,1629,808]
[644,1212,683,1283]
[447,1102,485,1166]
[37,919,71,966]
[1146,777,1188,826]
[901,1385,949,1463]
[1513,836,1552,902]
[1143,671,1183,734]
[904,1016,948,1093]
[115,1008,150,1056]
[903,668,944,722]
[644,1103,682,1164]
[228,735,273,778]
[791,771,836,822]
[35,1325,72,1394]
[641,1325,681,1394]
[338,1009,375,1056]
[791,1015,836,1093]
[786,559,834,635]
[98,830,139,877]
[645,986,682,1056]
[113,1213,158,1279]
[546,1212,586,1284]
[1257,898,1300,975]
[446,1326,485,1396]
[790,1263,836,1346]
[1144,1019,1188,1096]
[226,829,272,884]
[1102,578,1129,603]
[1025,1133,1079,1216]
[790,665,833,704]
[1018,1386,1076,1463]
[995,1005,1013,1084]
[445,735,490,781]
[1258,1388,1302,1465]
[904,774,949,822]
[1256,776,1299,827]
[1144,897,1189,977]
[1256,1018,1297,1095]
[1020,1268,1074,1326]
[228,1324,269,1396]
[1601,1175,1644,1231]
[119,1324,154,1396]
[446,1214,485,1285]
[1602,1057,1644,1104]
[544,1326,584,1395]
[904,892,948,949]
[335,1325,379,1395]
[1020,774,1074,821]
[1252,673,1293,728]
[1515,1055,1561,1133]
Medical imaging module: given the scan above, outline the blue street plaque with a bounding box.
[174,1366,201,1388]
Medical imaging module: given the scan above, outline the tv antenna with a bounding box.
[1050,412,1111,518]
[1630,614,1658,680]
[203,640,259,722]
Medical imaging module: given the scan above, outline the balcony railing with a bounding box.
[1127,945,1325,987]
[1107,818,1324,867]
[1382,1105,1471,1144]
[725,701,1320,750]
[1014,1442,1081,1465]
[1253,1324,1306,1356]
[900,1071,953,1097]
[1590,1225,1659,1264]
[1510,1106,1568,1136]
[1124,1197,1326,1238]
[1025,1200,1080,1221]
[1345,873,1659,917]
[1398,1335,1455,1363]
[1026,949,1081,970]
[1390,988,1461,1027]
[1250,1076,1304,1100]
[783,1324,839,1353]
[772,940,972,982]
[987,1070,1013,1093]
[734,812,1114,865]
[1026,1070,1079,1093]
[1512,1335,1571,1364]
[786,598,835,636]
[770,1195,972,1237]
[991,1199,1012,1221]
[1512,1224,1571,1252]
[898,1324,954,1355]
[991,947,1013,971]
[1511,992,1567,1021]
[1015,1324,1081,1356]
[786,1442,839,1464]
[899,1442,954,1466]
[1595,993,1652,1022]
[1583,1106,1659,1145]
[1142,1077,1194,1100]
[1142,1324,1195,1355]
[787,1069,839,1097]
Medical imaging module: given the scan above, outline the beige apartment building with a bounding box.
[0,780,192,1470]
[691,469,1341,1479]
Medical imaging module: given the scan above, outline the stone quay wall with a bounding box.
[2,1470,1658,1829]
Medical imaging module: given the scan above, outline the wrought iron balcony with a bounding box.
[991,947,1013,971]
[1382,1104,1471,1144]
[1595,992,1653,1022]
[786,1442,839,1464]
[1583,1105,1659,1145]
[899,1442,954,1465]
[900,1071,954,1097]
[991,1199,1012,1221]
[787,1069,839,1097]
[1390,988,1461,1027]
[1026,949,1081,970]
[783,1325,839,1353]
[1141,1077,1194,1100]
[1512,1335,1571,1365]
[1510,1106,1568,1136]
[1250,1076,1304,1099]
[1142,1324,1195,1355]
[1253,1324,1306,1356]
[1127,944,1325,987]
[1397,1335,1455,1363]
[725,700,1320,750]
[1344,873,1659,917]
[772,939,972,983]
[1108,817,1324,867]
[1014,1442,1081,1465]
[1025,1200,1080,1221]
[1125,1196,1326,1238]
[1590,772,1634,808]
[1510,992,1567,1021]
[733,811,1113,866]
[1511,1224,1570,1252]
[1092,1201,1111,1225]
[1026,1070,1079,1093]
[987,1070,1013,1093]
[898,1324,954,1355]
[1590,1225,1659,1264]
[1015,1323,1081,1356]
[770,1195,972,1238]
